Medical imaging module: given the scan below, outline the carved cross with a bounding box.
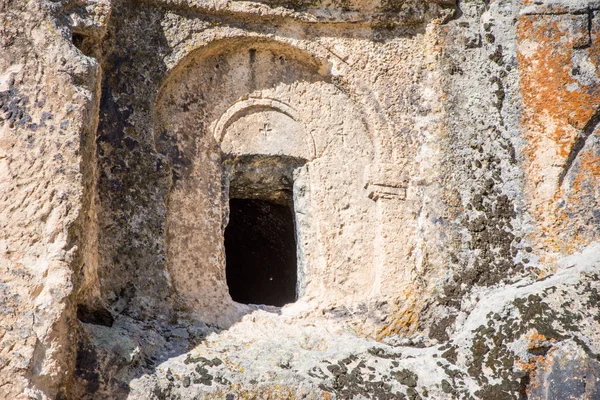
[336,129,348,144]
[259,122,272,138]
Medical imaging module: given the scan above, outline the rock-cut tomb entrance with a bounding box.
[154,39,376,323]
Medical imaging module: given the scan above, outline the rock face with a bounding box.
[2,0,600,399]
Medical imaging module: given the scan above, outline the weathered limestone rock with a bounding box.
[2,0,600,399]
[0,0,109,398]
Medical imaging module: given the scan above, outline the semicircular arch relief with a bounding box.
[153,38,378,325]
[213,96,317,160]
[153,34,389,158]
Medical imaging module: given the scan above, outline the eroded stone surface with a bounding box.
[2,0,600,399]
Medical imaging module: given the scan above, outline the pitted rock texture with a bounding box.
[2,0,600,399]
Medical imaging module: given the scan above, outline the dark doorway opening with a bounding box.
[225,198,297,306]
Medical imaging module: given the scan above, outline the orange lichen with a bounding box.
[571,150,600,192]
[540,145,600,251]
[526,332,554,349]
[549,149,600,253]
[376,304,420,340]
[517,13,600,256]
[515,332,557,395]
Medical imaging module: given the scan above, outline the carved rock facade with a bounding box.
[1,0,600,399]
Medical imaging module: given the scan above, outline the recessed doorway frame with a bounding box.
[221,155,311,306]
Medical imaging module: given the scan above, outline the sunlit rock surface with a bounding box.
[1,1,600,399]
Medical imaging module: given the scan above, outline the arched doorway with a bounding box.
[154,38,375,324]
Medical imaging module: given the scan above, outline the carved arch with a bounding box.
[152,37,378,324]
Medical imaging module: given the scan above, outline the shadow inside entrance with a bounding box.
[225,198,298,307]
